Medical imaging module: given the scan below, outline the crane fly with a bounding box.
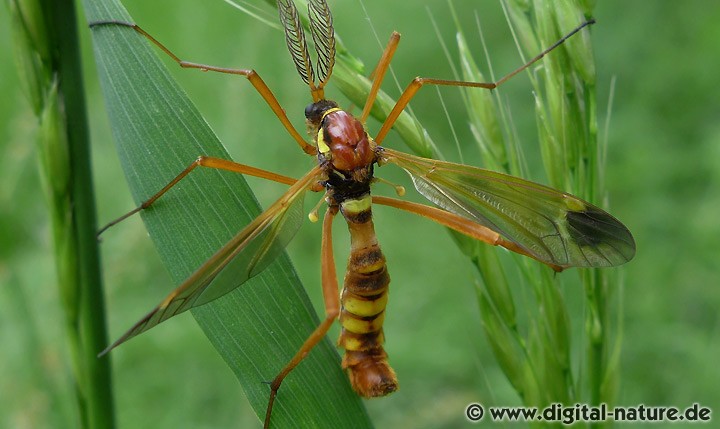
[91,0,635,427]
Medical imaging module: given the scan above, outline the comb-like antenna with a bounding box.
[278,0,316,90]
[308,0,335,90]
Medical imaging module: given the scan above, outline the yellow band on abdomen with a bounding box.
[343,292,388,317]
[341,311,386,334]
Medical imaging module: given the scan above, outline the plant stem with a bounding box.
[10,0,115,426]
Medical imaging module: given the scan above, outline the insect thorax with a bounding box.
[307,99,377,174]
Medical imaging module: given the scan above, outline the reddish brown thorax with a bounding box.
[322,110,374,172]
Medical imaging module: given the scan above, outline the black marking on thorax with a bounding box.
[323,167,374,206]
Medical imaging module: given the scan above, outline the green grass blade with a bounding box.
[83,0,370,427]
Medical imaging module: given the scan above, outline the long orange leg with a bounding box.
[264,206,340,428]
[372,195,565,272]
[360,31,401,123]
[98,156,298,235]
[374,19,596,144]
[89,20,316,155]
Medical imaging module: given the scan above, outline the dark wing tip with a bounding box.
[566,206,636,266]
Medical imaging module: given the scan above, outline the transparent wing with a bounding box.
[101,166,323,354]
[380,148,635,268]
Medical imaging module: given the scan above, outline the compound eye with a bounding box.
[305,103,318,119]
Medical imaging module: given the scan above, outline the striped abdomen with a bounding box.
[336,195,398,397]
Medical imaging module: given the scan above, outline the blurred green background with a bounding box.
[1,0,719,428]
